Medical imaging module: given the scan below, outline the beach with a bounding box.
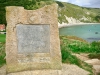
[58,23,100,28]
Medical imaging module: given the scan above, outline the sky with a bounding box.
[57,0,100,8]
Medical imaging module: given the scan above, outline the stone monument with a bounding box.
[6,4,62,74]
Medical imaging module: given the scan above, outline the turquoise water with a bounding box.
[59,24,100,42]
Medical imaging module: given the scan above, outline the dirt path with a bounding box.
[62,64,90,75]
[73,53,100,75]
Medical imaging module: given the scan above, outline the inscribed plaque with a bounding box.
[16,24,50,53]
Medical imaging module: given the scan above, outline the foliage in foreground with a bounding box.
[88,53,100,59]
[60,36,96,74]
[60,35,100,60]
[61,48,93,74]
[60,36,100,53]
[0,34,6,67]
[0,42,6,67]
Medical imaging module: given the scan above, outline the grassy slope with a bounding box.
[60,36,100,74]
[57,2,100,24]
[60,35,100,53]
[60,36,93,74]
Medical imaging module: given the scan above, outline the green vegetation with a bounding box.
[88,53,100,59]
[68,41,100,53]
[60,35,100,74]
[0,34,6,67]
[97,72,100,75]
[0,34,6,43]
[57,1,100,24]
[61,49,93,74]
[0,0,55,24]
[0,42,6,67]
[60,36,100,53]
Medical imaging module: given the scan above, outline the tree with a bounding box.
[95,15,100,22]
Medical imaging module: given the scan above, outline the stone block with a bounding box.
[6,4,62,74]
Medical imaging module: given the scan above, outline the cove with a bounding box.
[59,24,100,42]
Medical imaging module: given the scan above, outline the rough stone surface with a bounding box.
[85,59,100,75]
[6,4,62,73]
[72,53,89,61]
[0,65,6,75]
[62,64,90,75]
[85,59,100,65]
[93,65,100,75]
[0,64,90,75]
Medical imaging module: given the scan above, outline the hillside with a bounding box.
[0,0,100,25]
[57,1,100,24]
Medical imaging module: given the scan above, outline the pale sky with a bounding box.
[57,0,100,8]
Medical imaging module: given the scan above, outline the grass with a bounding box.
[61,36,100,54]
[58,2,100,24]
[0,34,6,67]
[0,42,6,67]
[0,34,6,43]
[88,53,100,59]
[97,73,100,75]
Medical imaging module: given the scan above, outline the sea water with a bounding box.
[59,24,100,42]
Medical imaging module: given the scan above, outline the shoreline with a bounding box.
[58,23,100,28]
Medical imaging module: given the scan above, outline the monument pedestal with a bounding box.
[6,3,62,74]
[7,70,62,75]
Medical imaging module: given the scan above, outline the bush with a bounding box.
[90,41,100,53]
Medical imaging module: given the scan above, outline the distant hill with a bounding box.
[56,1,100,24]
[0,0,100,25]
